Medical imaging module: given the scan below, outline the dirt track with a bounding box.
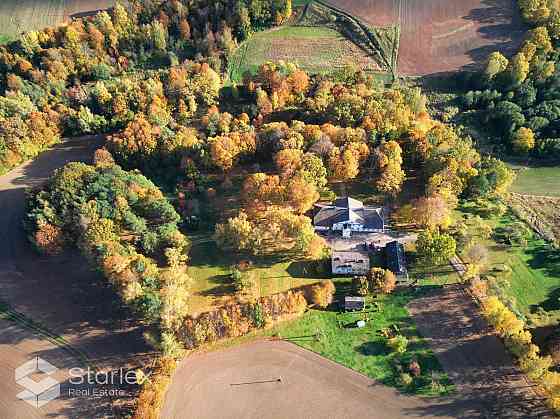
[0,137,151,418]
[408,285,553,418]
[326,0,525,75]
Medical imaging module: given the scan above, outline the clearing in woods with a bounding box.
[324,0,526,75]
[228,26,382,82]
[0,0,114,41]
[229,1,400,81]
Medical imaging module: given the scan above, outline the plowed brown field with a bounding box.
[325,0,526,75]
[0,0,115,39]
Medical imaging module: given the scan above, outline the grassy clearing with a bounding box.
[509,165,560,197]
[410,264,461,287]
[0,35,14,45]
[484,216,560,322]
[186,237,327,314]
[228,25,381,82]
[262,284,453,396]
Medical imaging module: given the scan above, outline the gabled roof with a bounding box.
[334,196,363,209]
[314,197,384,230]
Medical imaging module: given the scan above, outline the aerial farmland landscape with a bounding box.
[0,0,559,418]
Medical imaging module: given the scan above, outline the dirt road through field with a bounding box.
[0,137,151,418]
[408,284,552,418]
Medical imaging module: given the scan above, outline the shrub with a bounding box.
[307,280,336,308]
[133,357,176,419]
[367,268,397,294]
[33,222,65,255]
[398,372,413,387]
[93,148,115,166]
[352,276,369,296]
[252,303,265,328]
[387,335,408,354]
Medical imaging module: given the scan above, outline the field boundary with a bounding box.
[227,0,400,81]
[314,0,398,74]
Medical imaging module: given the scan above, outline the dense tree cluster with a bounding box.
[0,0,288,174]
[25,161,191,344]
[461,0,560,159]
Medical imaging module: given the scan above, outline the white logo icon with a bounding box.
[15,357,60,408]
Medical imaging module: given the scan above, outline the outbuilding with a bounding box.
[385,240,408,281]
[332,250,370,275]
[344,296,365,311]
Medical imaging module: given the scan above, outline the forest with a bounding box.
[460,0,560,160]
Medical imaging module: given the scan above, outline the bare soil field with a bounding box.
[325,0,526,75]
[0,0,114,39]
[408,284,553,418]
[161,339,461,419]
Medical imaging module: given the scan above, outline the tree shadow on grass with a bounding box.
[526,245,560,278]
[286,260,330,279]
[198,275,236,297]
[357,340,390,356]
[530,287,560,313]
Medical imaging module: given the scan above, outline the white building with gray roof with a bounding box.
[313,197,384,238]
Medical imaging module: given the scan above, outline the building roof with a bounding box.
[332,250,370,273]
[332,250,369,263]
[334,196,363,209]
[344,296,365,310]
[386,240,407,276]
[314,197,384,230]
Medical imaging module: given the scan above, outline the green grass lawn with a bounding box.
[0,35,13,45]
[262,284,453,396]
[458,209,560,325]
[484,216,560,321]
[410,264,461,287]
[228,25,380,82]
[186,237,328,314]
[510,165,560,197]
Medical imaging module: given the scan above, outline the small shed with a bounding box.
[344,296,365,311]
